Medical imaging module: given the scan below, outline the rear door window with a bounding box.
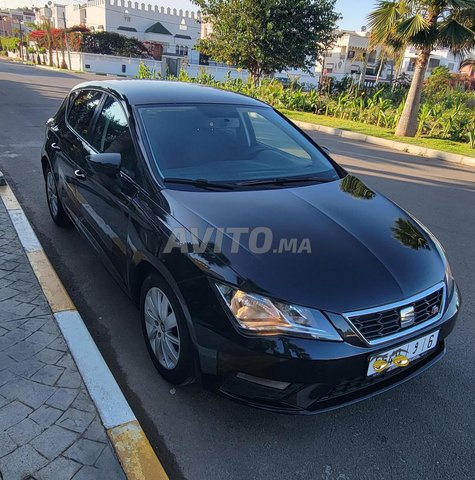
[68,90,103,139]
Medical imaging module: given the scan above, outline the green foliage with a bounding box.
[0,36,20,52]
[192,0,341,80]
[367,0,475,137]
[424,66,452,97]
[81,32,147,58]
[159,69,475,146]
[137,62,153,79]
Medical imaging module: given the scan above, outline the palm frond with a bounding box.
[437,18,475,55]
[445,0,475,9]
[396,14,431,39]
[367,1,404,44]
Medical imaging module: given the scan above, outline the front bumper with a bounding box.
[193,283,460,414]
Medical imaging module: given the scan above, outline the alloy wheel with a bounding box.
[46,170,58,218]
[144,287,181,370]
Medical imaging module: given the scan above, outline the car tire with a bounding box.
[140,273,194,384]
[45,165,70,227]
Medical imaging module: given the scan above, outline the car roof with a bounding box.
[71,79,268,107]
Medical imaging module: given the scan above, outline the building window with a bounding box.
[448,63,454,71]
[124,15,131,22]
[428,58,440,71]
[407,59,416,72]
[347,50,355,59]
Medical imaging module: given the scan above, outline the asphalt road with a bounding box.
[1,60,474,480]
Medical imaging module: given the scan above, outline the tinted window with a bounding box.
[91,96,137,179]
[247,111,311,161]
[138,104,338,183]
[68,90,103,138]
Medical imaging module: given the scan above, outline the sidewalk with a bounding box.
[0,199,126,479]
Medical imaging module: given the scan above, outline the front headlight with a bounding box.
[216,283,342,341]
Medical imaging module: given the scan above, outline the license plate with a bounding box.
[367,330,439,376]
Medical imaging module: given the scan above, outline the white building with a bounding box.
[62,0,200,66]
[317,29,393,83]
[35,4,66,29]
[400,46,468,77]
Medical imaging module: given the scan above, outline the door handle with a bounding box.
[74,170,86,180]
[51,142,61,151]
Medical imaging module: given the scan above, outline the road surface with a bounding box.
[1,60,474,480]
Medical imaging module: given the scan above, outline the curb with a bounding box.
[0,176,168,480]
[292,119,475,168]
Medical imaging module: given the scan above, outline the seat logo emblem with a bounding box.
[400,306,415,327]
[431,305,439,316]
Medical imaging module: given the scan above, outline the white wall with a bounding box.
[64,0,200,57]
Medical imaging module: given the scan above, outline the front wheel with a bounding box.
[140,273,194,384]
[45,165,70,227]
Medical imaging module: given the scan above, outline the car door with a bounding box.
[75,93,140,282]
[58,89,104,225]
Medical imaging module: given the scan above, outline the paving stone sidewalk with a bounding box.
[0,200,126,479]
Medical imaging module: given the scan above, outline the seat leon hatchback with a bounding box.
[41,80,460,413]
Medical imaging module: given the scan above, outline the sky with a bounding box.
[2,0,375,31]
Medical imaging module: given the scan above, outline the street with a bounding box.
[0,60,474,480]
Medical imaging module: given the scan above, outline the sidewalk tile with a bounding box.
[46,388,78,410]
[0,377,56,409]
[34,346,64,365]
[31,364,64,385]
[64,438,105,466]
[29,404,63,427]
[31,425,78,460]
[0,400,32,430]
[0,444,48,479]
[6,417,44,445]
[94,444,126,478]
[56,408,94,434]
[0,430,16,458]
[36,456,82,480]
[83,417,108,443]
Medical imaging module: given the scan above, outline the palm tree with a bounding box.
[368,0,475,137]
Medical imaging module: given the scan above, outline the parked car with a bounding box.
[41,80,460,413]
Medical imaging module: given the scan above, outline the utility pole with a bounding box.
[62,11,71,70]
[18,20,24,61]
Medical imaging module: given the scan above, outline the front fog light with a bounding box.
[216,283,342,341]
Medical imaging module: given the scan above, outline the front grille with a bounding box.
[346,285,444,343]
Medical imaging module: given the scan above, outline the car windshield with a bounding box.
[138,104,340,185]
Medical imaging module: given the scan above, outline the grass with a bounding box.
[280,109,475,158]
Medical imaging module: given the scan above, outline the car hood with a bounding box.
[162,176,445,313]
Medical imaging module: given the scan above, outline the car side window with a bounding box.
[91,95,138,180]
[68,90,103,139]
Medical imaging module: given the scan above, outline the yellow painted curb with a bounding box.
[26,250,76,313]
[108,420,169,480]
[0,185,21,210]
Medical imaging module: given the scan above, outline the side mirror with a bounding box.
[86,153,121,175]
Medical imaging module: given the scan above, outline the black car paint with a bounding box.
[41,80,460,413]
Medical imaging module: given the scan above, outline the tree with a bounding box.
[81,31,148,58]
[193,0,341,82]
[368,0,475,137]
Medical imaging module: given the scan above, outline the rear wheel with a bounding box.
[45,166,70,227]
[140,273,194,384]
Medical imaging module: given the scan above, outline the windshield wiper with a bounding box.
[236,176,335,187]
[163,178,236,190]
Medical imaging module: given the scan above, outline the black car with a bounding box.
[41,80,460,414]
